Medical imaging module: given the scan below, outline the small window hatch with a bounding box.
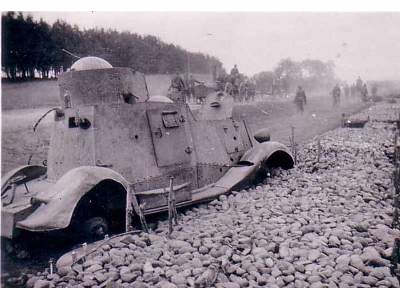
[162,111,179,128]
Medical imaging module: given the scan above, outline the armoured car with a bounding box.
[1,57,294,240]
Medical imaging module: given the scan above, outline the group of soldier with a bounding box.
[340,77,372,103]
[168,64,257,105]
[217,65,257,102]
[293,76,378,113]
[168,73,206,104]
[170,67,378,113]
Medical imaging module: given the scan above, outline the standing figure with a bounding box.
[356,76,363,91]
[216,74,226,92]
[168,73,187,104]
[371,84,378,101]
[224,80,234,96]
[212,64,217,83]
[361,83,369,102]
[344,84,350,100]
[247,79,256,101]
[332,84,341,107]
[238,80,248,102]
[355,76,364,100]
[230,64,240,78]
[187,75,201,103]
[294,86,307,113]
[351,84,357,99]
[232,76,241,101]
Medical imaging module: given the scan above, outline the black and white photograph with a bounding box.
[1,1,400,290]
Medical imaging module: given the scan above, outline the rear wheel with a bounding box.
[254,151,295,184]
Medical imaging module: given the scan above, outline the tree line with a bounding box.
[252,58,337,95]
[2,12,224,80]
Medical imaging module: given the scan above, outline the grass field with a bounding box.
[1,80,60,110]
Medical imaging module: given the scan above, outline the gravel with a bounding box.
[28,102,400,288]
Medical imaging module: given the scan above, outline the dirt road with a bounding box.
[1,97,368,175]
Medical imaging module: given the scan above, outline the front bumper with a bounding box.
[1,200,38,239]
[1,178,53,239]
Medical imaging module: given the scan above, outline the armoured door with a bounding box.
[147,108,191,167]
[47,106,95,180]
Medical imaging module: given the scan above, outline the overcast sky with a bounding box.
[28,11,400,81]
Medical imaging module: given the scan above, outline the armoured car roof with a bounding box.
[70,56,113,71]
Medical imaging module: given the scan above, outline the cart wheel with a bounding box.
[83,217,109,240]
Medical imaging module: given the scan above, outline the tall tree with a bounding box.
[274,58,302,93]
[2,12,225,80]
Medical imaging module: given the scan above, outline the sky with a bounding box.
[27,11,400,82]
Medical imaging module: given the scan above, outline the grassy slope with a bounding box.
[2,80,60,110]
[1,74,213,111]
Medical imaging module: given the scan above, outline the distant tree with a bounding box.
[34,19,55,78]
[51,20,83,73]
[254,58,337,95]
[2,11,225,80]
[274,58,302,93]
[299,59,336,91]
[253,71,276,94]
[2,11,18,79]
[18,13,37,78]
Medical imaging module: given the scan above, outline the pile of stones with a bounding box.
[26,103,400,288]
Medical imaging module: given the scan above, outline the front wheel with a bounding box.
[82,217,109,241]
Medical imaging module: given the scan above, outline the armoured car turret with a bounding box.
[1,57,294,240]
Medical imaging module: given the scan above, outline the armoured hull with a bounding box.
[1,57,294,239]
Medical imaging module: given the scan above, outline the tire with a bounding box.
[254,166,269,185]
[82,217,109,240]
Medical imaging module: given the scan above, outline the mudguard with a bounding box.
[1,165,48,238]
[239,141,294,167]
[16,166,129,232]
[192,141,293,201]
[1,165,47,195]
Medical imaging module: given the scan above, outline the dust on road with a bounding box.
[1,96,368,176]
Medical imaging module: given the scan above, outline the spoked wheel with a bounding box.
[82,217,109,241]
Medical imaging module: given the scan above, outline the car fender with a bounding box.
[1,165,47,195]
[16,166,129,232]
[192,141,294,201]
[239,141,294,168]
[216,141,294,190]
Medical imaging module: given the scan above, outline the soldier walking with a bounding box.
[332,84,341,107]
[344,84,350,100]
[294,86,307,113]
[371,84,378,101]
[356,76,363,91]
[356,76,364,100]
[361,83,369,102]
